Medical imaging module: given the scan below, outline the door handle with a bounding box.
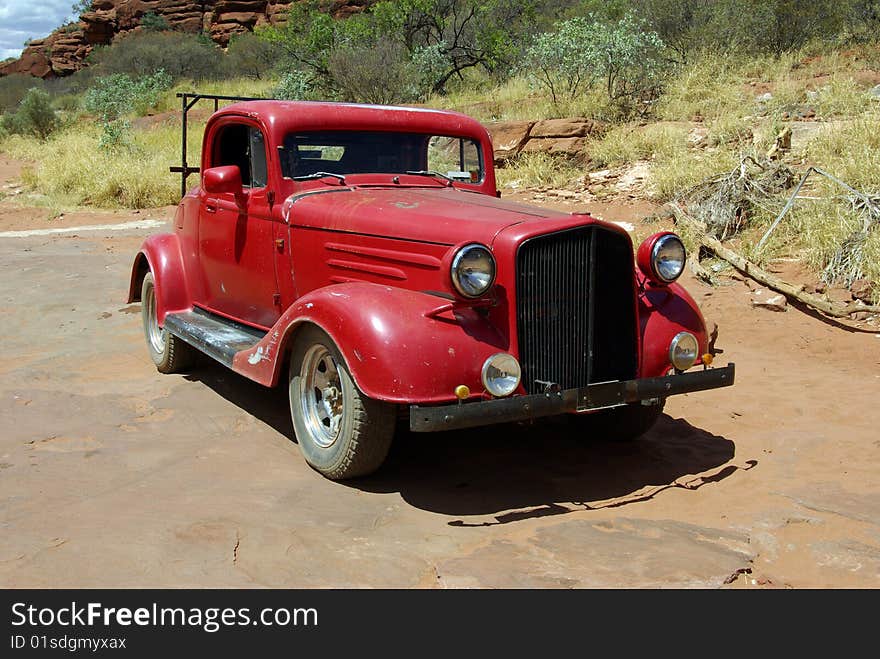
[205,202,217,213]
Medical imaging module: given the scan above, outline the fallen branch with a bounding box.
[755,166,880,258]
[687,252,717,285]
[669,203,880,319]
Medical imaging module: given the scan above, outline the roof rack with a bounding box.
[170,92,266,197]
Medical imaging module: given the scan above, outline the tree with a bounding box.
[522,17,596,105]
[523,14,667,116]
[263,0,536,96]
[260,1,343,84]
[371,0,536,92]
[627,0,714,62]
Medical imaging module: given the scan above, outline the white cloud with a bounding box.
[0,0,78,61]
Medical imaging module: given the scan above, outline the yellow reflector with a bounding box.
[454,385,470,400]
[702,353,714,366]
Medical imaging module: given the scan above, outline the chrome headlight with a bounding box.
[669,332,699,371]
[651,234,686,283]
[481,353,521,397]
[451,243,496,298]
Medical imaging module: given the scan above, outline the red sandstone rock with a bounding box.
[485,120,534,164]
[0,0,374,78]
[530,118,605,138]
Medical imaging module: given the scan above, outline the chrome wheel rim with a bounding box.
[300,345,345,448]
[145,282,166,355]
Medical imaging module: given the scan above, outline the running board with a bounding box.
[163,308,267,368]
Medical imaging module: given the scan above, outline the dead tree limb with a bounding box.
[687,253,716,285]
[669,203,880,319]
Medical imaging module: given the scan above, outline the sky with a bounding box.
[0,0,77,60]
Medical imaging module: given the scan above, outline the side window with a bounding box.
[212,124,268,189]
[249,128,267,189]
[427,136,483,183]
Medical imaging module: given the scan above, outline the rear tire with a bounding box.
[141,271,195,374]
[566,401,665,441]
[289,326,395,480]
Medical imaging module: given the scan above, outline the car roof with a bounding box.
[211,100,490,141]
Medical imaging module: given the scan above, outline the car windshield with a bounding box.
[279,130,483,183]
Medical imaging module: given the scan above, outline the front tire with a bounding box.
[289,326,395,480]
[566,401,665,441]
[141,271,195,374]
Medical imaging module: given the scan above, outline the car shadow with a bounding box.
[182,361,744,524]
[356,415,742,522]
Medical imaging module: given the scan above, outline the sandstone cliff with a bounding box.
[1,0,372,78]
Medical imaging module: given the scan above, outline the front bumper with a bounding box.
[409,363,735,432]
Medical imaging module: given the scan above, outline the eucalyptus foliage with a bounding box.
[523,13,666,116]
[84,70,171,122]
[84,70,171,149]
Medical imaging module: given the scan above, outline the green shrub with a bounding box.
[521,14,667,117]
[51,93,82,113]
[87,31,224,81]
[520,17,595,105]
[98,119,132,150]
[410,44,453,99]
[84,70,171,149]
[1,89,59,140]
[1,112,26,136]
[328,41,419,104]
[273,71,319,101]
[141,11,169,32]
[84,70,172,121]
[615,0,855,59]
[0,75,45,113]
[225,31,282,79]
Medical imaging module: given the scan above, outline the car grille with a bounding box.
[516,226,638,394]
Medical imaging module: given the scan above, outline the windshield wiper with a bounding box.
[405,170,453,185]
[292,171,347,184]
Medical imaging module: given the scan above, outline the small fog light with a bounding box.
[454,385,471,400]
[669,332,699,371]
[481,353,521,397]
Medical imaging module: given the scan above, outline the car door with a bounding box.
[198,121,281,329]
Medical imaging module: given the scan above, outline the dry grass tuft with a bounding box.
[3,121,204,208]
[495,151,584,190]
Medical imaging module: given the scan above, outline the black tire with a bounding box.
[288,325,395,480]
[565,400,665,441]
[141,271,195,374]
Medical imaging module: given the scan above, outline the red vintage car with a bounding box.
[128,95,734,480]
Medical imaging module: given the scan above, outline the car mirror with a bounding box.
[203,165,244,203]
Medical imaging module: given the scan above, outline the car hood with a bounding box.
[284,186,568,246]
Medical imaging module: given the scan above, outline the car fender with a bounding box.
[126,233,192,325]
[231,282,510,404]
[639,278,709,377]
